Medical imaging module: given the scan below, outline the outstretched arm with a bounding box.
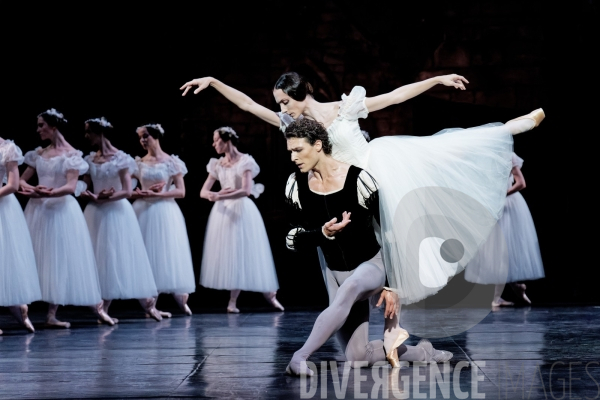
[364,74,469,113]
[180,77,280,127]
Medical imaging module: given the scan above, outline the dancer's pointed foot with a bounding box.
[141,298,163,321]
[383,327,409,367]
[285,353,314,376]
[506,108,545,135]
[93,303,115,326]
[417,339,453,362]
[9,305,35,333]
[512,283,532,305]
[158,311,172,318]
[0,328,3,335]
[227,305,240,313]
[174,294,192,316]
[46,316,71,329]
[491,298,515,307]
[264,292,285,311]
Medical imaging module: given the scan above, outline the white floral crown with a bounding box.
[85,117,113,128]
[39,108,67,123]
[142,123,165,135]
[218,126,239,139]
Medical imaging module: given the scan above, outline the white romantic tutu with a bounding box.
[200,197,279,292]
[133,198,196,294]
[84,200,158,300]
[465,191,544,284]
[25,196,102,305]
[0,194,42,305]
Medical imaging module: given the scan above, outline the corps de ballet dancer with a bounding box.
[465,152,545,306]
[131,123,195,316]
[81,117,163,321]
[18,109,115,327]
[180,72,545,305]
[0,137,41,334]
[199,126,284,313]
[283,119,452,376]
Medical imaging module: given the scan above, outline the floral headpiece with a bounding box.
[85,117,113,128]
[39,108,67,123]
[218,126,239,139]
[142,123,165,135]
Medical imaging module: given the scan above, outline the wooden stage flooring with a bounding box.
[1,306,599,399]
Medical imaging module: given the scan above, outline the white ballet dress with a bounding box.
[83,151,158,300]
[199,154,279,292]
[23,147,102,306]
[132,156,196,294]
[0,140,42,306]
[465,153,545,284]
[280,86,514,304]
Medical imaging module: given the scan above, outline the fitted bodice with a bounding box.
[0,140,24,185]
[85,151,136,193]
[206,154,264,198]
[134,155,187,192]
[24,147,88,188]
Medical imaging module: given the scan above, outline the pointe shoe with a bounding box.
[141,298,163,322]
[384,327,409,367]
[46,316,71,329]
[93,303,115,326]
[10,305,35,333]
[507,108,545,132]
[227,305,240,313]
[174,294,192,316]
[265,292,285,311]
[417,338,453,362]
[491,298,515,307]
[0,328,3,335]
[513,283,532,305]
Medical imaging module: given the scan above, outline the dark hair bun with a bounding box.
[274,72,314,101]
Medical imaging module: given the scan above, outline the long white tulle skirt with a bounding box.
[0,194,42,306]
[133,198,196,294]
[367,123,514,304]
[24,196,102,305]
[465,192,544,284]
[200,197,279,292]
[84,200,158,300]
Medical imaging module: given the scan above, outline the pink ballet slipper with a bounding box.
[264,292,285,311]
[9,305,35,333]
[174,293,192,316]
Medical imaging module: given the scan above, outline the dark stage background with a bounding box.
[2,1,594,312]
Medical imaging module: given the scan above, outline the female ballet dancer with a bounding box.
[132,123,195,316]
[0,137,41,334]
[283,118,452,376]
[19,109,114,327]
[180,73,544,304]
[81,117,163,321]
[465,152,545,306]
[199,126,283,313]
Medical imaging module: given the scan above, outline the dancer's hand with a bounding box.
[323,211,351,237]
[17,187,41,198]
[218,187,235,195]
[35,185,55,197]
[97,188,115,199]
[180,77,213,96]
[80,190,98,201]
[148,182,166,193]
[207,191,221,202]
[376,290,400,319]
[438,74,469,90]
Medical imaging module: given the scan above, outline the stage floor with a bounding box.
[1,306,599,399]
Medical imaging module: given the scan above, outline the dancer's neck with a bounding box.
[224,146,242,164]
[302,97,337,128]
[49,131,71,150]
[146,144,167,160]
[311,157,348,184]
[96,137,118,159]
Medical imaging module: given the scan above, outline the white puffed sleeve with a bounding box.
[167,155,188,177]
[0,140,24,165]
[512,153,524,169]
[236,155,260,179]
[24,147,43,168]
[339,86,369,121]
[206,158,219,179]
[62,151,89,175]
[113,151,137,175]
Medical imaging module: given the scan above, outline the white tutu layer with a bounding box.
[0,194,42,305]
[84,200,158,300]
[465,192,544,284]
[133,198,196,294]
[200,197,279,292]
[24,196,102,305]
[368,124,513,304]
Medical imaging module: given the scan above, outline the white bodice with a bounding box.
[24,147,88,188]
[85,151,136,193]
[279,86,371,170]
[0,139,24,185]
[207,154,264,198]
[134,155,187,192]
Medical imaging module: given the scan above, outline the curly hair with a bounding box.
[284,118,332,155]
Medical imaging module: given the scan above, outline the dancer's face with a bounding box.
[84,123,101,146]
[273,89,306,119]
[212,130,228,154]
[287,137,322,173]
[137,127,157,150]
[37,117,55,141]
